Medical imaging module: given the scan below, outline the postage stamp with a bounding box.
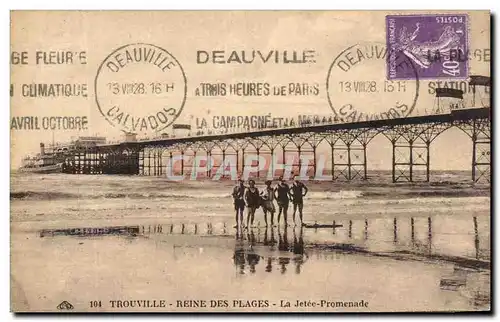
[95,43,187,134]
[386,14,469,80]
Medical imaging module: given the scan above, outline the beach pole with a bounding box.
[411,217,415,242]
[473,216,479,259]
[393,217,398,242]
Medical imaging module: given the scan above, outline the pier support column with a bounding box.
[207,149,212,178]
[155,148,161,176]
[146,148,151,176]
[181,150,185,176]
[236,149,240,175]
[91,150,97,174]
[386,131,427,182]
[200,142,216,179]
[297,146,302,176]
[155,148,160,176]
[97,150,102,174]
[356,129,379,180]
[258,135,282,180]
[76,149,83,174]
[82,150,88,174]
[139,149,145,175]
[239,139,263,179]
[278,135,309,179]
[125,149,140,175]
[269,148,275,178]
[234,139,250,177]
[241,148,246,176]
[163,149,179,178]
[332,134,348,180]
[87,150,93,174]
[248,139,265,179]
[152,148,157,176]
[279,139,298,179]
[472,120,491,183]
[158,149,164,176]
[326,130,368,181]
[215,142,240,180]
[166,151,173,177]
[292,134,317,179]
[256,148,260,178]
[387,135,427,182]
[153,149,158,176]
[384,124,450,182]
[472,137,490,183]
[457,118,491,183]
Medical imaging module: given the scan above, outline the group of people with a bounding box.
[232,175,308,228]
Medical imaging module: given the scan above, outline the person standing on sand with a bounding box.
[244,179,260,228]
[260,180,276,227]
[290,175,308,226]
[274,176,291,226]
[232,177,246,228]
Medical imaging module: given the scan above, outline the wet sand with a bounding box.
[10,173,491,312]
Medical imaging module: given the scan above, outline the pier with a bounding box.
[61,82,491,183]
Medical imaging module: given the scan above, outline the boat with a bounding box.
[18,136,109,174]
[18,143,66,174]
[18,162,64,174]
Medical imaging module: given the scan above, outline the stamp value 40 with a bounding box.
[386,14,469,79]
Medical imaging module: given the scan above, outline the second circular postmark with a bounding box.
[95,43,187,134]
[326,42,419,123]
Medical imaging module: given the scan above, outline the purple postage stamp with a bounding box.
[386,14,469,80]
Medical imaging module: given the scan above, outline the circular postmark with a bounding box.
[326,42,419,123]
[95,43,187,133]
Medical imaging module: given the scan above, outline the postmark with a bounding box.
[95,43,187,134]
[326,42,419,123]
[386,14,469,80]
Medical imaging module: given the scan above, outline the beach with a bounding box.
[10,171,491,312]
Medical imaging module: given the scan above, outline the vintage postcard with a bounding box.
[10,10,491,312]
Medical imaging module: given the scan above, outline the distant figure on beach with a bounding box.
[274,176,291,226]
[290,175,308,226]
[244,179,260,228]
[232,177,246,228]
[260,180,276,227]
